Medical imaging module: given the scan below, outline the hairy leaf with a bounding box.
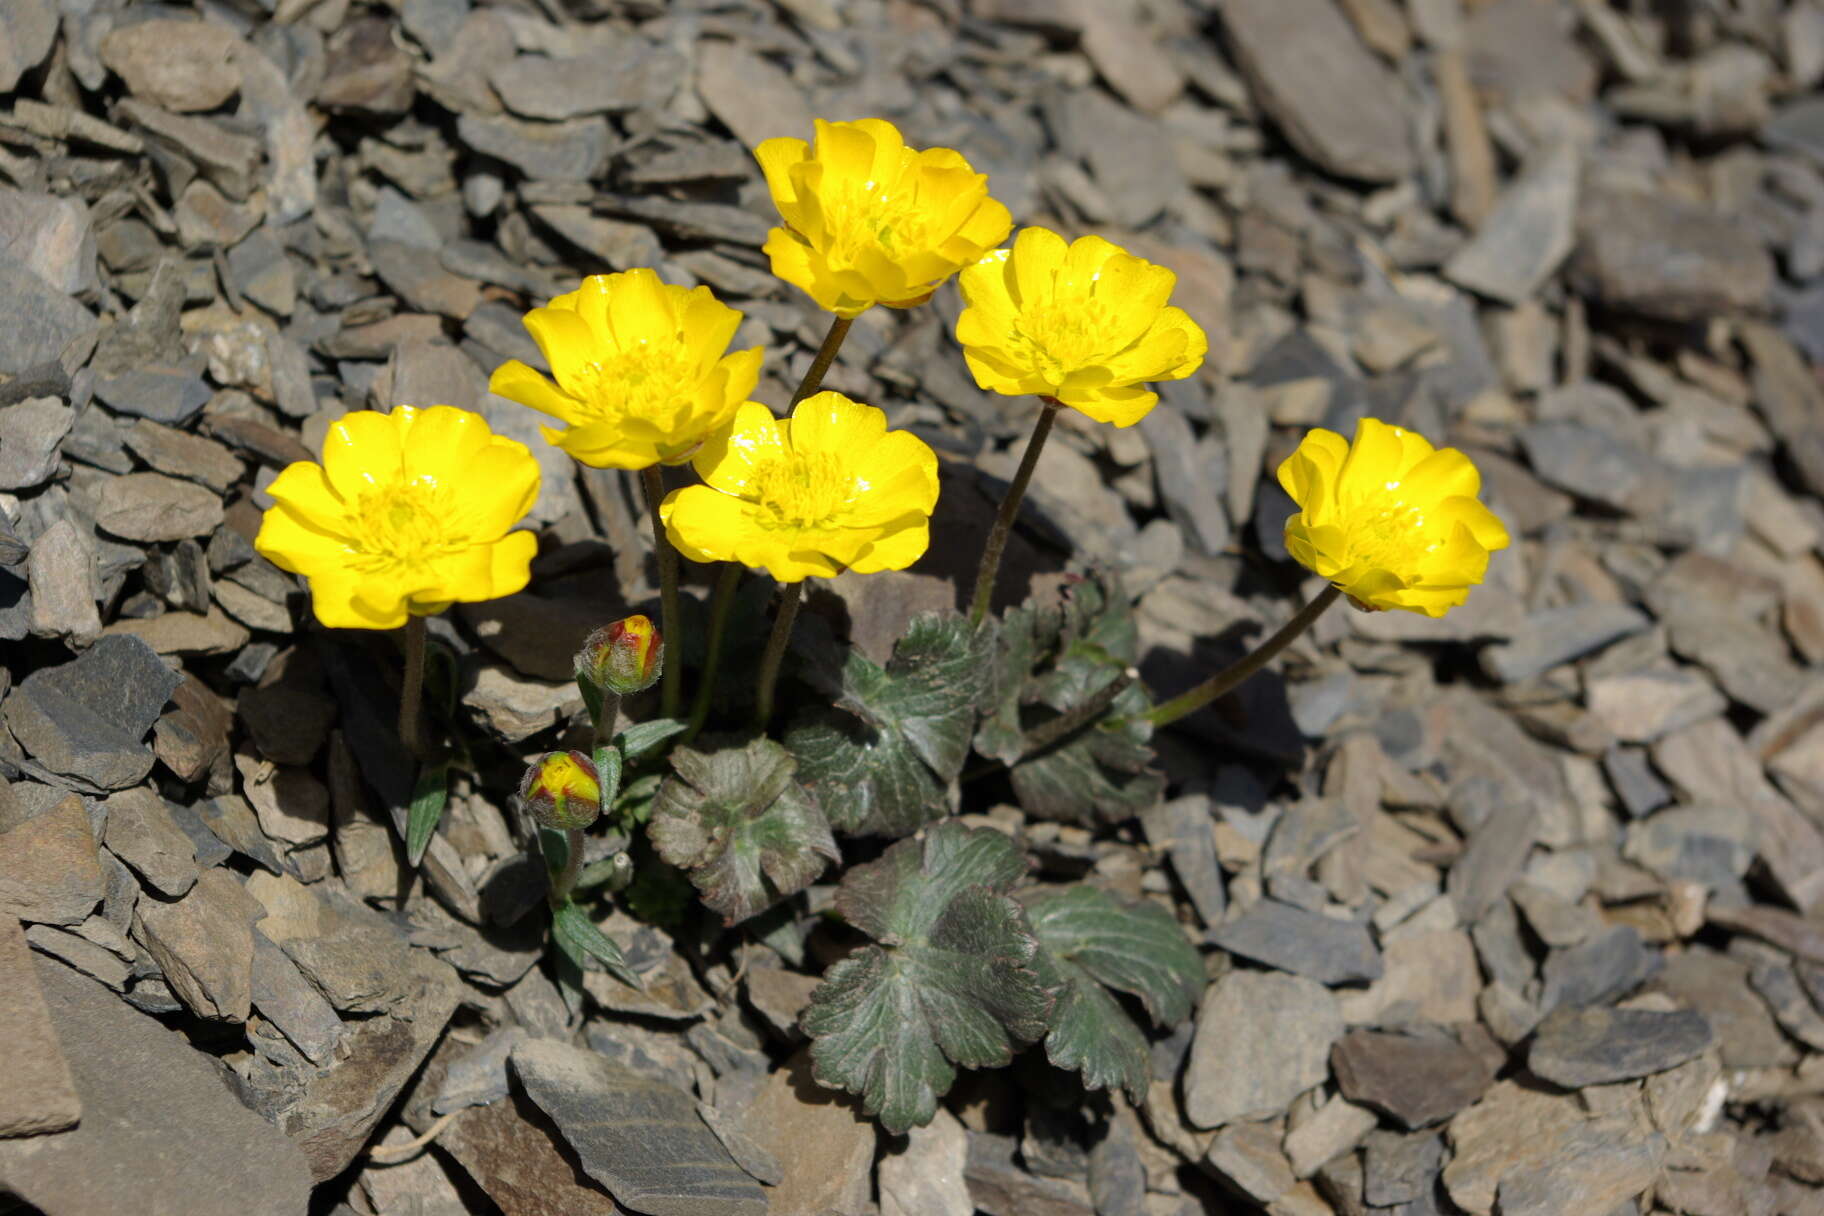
[550,898,641,989]
[788,614,992,836]
[1022,884,1203,1102]
[977,573,1164,825]
[405,759,448,867]
[648,737,839,926]
[802,822,1053,1132]
[617,717,687,765]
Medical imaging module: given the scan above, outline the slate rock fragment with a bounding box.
[101,785,197,898]
[511,1037,768,1216]
[0,911,81,1136]
[3,634,182,791]
[0,794,104,927]
[1332,1029,1494,1129]
[1209,898,1383,985]
[1527,1006,1713,1087]
[0,396,73,491]
[1184,970,1342,1128]
[0,958,312,1215]
[135,867,262,1022]
[1569,186,1775,322]
[0,251,97,376]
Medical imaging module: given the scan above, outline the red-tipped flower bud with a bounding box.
[578,615,663,696]
[519,750,602,831]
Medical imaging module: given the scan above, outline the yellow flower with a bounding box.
[660,392,939,583]
[1277,418,1510,618]
[255,406,540,630]
[956,227,1208,427]
[757,118,1012,317]
[487,269,763,470]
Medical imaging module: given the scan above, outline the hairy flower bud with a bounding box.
[578,615,663,695]
[519,750,602,831]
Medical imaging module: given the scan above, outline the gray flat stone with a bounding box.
[456,112,612,182]
[0,912,81,1136]
[3,634,182,791]
[250,930,344,1067]
[1445,142,1579,304]
[1209,898,1382,985]
[27,517,100,646]
[0,794,105,927]
[95,471,226,542]
[0,251,96,376]
[1332,1029,1493,1130]
[1140,795,1225,928]
[102,786,196,898]
[91,365,212,425]
[1361,1129,1444,1207]
[1221,0,1414,182]
[1480,602,1650,683]
[1184,970,1342,1128]
[1541,924,1659,1012]
[136,868,262,1022]
[1528,1006,1713,1087]
[0,957,311,1214]
[510,1037,768,1216]
[0,396,73,490]
[1570,185,1775,322]
[490,43,684,118]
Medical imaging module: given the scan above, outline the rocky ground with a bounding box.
[4,0,1824,1213]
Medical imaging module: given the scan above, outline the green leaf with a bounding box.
[550,898,642,989]
[648,737,840,926]
[1022,884,1203,1102]
[802,822,1054,1133]
[977,573,1164,825]
[405,759,449,867]
[617,718,687,765]
[787,614,992,837]
[614,772,664,825]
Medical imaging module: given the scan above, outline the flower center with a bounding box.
[1339,487,1441,574]
[821,180,930,270]
[557,345,697,428]
[345,483,464,571]
[750,451,852,532]
[1009,298,1109,380]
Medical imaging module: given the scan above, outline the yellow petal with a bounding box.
[489,360,581,424]
[763,228,829,311]
[847,429,939,514]
[525,307,601,388]
[552,424,663,470]
[1009,226,1067,308]
[322,410,405,501]
[715,346,765,406]
[847,514,931,574]
[1335,417,1406,504]
[484,530,538,600]
[786,391,887,457]
[694,402,787,496]
[308,571,408,630]
[604,267,678,349]
[254,501,349,575]
[1397,448,1480,505]
[1276,428,1349,513]
[456,439,541,536]
[1060,384,1156,428]
[400,405,492,487]
[1438,495,1511,552]
[660,483,763,565]
[814,119,881,187]
[265,460,346,518]
[756,137,809,210]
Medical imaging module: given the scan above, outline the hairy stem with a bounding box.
[550,827,585,906]
[754,581,804,730]
[1142,584,1343,728]
[640,466,683,719]
[683,563,741,746]
[398,614,427,756]
[791,315,854,407]
[968,397,1059,627]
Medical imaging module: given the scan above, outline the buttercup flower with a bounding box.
[579,615,663,696]
[255,406,540,629]
[660,392,939,583]
[1277,417,1510,618]
[956,227,1208,427]
[757,118,1012,317]
[520,750,603,831]
[488,269,763,469]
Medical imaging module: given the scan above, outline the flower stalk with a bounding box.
[398,614,427,755]
[684,563,742,745]
[1142,584,1343,728]
[969,396,1060,627]
[792,315,853,407]
[754,581,804,729]
[550,828,585,906]
[640,467,684,719]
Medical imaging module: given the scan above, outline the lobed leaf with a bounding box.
[1022,884,1204,1102]
[976,573,1164,825]
[801,822,1054,1132]
[647,737,839,926]
[788,614,992,836]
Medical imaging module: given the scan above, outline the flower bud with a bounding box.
[577,615,663,695]
[519,750,602,831]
